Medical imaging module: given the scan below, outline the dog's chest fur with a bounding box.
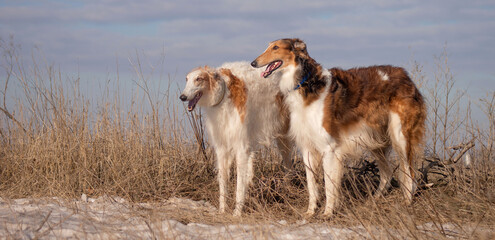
[285,77,335,152]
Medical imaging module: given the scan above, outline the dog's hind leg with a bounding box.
[233,147,255,216]
[217,148,233,214]
[372,146,393,198]
[389,112,416,204]
[276,136,293,170]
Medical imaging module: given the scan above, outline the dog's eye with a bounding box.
[195,77,202,82]
[273,45,279,50]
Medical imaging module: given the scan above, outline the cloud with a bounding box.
[1,0,494,88]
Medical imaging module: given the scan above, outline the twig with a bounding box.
[447,138,475,164]
[185,108,208,161]
[33,212,75,240]
[0,106,28,134]
[34,210,52,232]
[419,139,476,187]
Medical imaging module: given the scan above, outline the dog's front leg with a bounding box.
[216,148,233,214]
[233,148,254,217]
[321,147,344,216]
[302,147,319,217]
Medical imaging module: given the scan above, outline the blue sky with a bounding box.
[1,0,494,112]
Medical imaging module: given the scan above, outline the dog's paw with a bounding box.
[302,210,316,219]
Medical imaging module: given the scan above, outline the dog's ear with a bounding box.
[213,71,221,81]
[293,39,307,53]
[207,69,222,91]
[202,66,218,80]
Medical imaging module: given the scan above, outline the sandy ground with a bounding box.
[0,196,489,239]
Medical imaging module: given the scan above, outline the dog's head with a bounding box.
[180,66,225,111]
[251,38,309,78]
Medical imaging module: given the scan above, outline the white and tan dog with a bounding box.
[180,61,292,216]
[252,39,426,216]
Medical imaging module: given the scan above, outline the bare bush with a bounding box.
[1,38,494,238]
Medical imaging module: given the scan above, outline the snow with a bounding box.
[0,196,484,239]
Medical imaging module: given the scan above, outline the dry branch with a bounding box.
[447,138,476,164]
[419,139,476,187]
[0,106,28,134]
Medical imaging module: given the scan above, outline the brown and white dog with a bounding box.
[180,62,292,216]
[251,39,426,216]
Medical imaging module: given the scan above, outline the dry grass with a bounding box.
[1,38,494,239]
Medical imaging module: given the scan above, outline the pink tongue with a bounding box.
[261,69,269,78]
[261,63,274,78]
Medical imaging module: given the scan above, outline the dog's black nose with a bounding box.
[179,94,187,102]
[251,60,257,68]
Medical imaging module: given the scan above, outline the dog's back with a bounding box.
[219,62,288,146]
[328,65,426,155]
